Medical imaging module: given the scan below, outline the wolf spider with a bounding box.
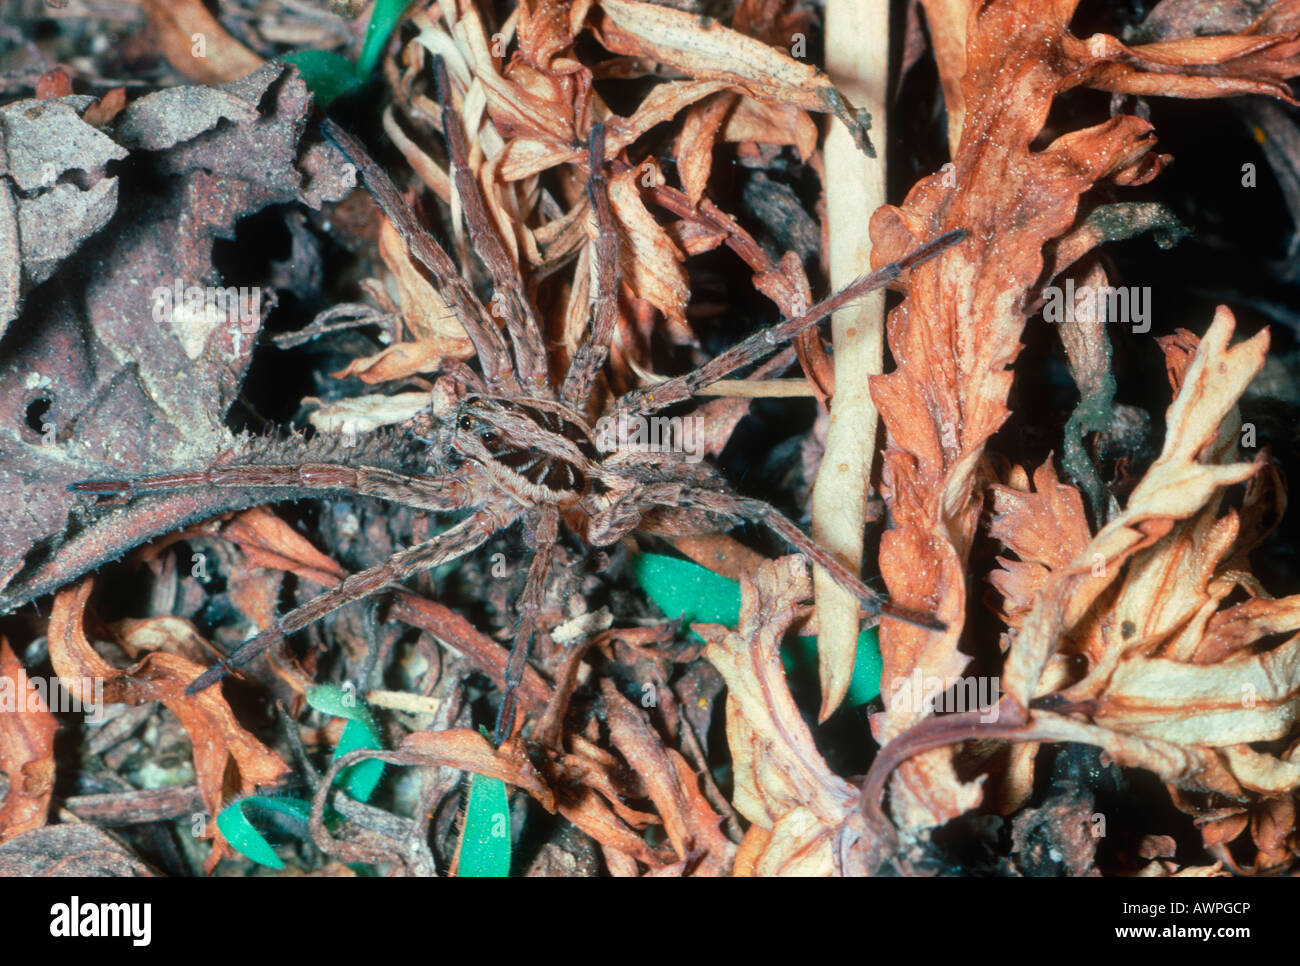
[73,59,963,742]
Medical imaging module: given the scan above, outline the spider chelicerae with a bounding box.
[72,59,963,742]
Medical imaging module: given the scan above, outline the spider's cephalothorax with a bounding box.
[70,55,965,742]
[449,395,600,503]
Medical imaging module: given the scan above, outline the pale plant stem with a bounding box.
[699,378,814,397]
[811,0,889,720]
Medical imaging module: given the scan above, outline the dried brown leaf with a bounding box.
[397,728,555,811]
[591,0,873,153]
[1071,3,1300,103]
[601,679,734,874]
[0,638,57,841]
[48,578,289,870]
[865,0,1300,833]
[143,0,263,84]
[989,461,1095,622]
[607,162,690,334]
[676,92,737,206]
[332,340,475,384]
[879,309,1300,870]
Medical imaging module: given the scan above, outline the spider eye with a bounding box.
[457,415,474,432]
[479,430,498,446]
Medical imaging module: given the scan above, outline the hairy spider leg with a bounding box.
[560,123,621,409]
[725,496,945,631]
[614,229,967,416]
[186,507,518,693]
[430,57,551,396]
[586,482,944,632]
[493,503,559,743]
[320,118,520,394]
[71,463,477,513]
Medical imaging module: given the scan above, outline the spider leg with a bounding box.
[560,124,619,408]
[613,229,966,416]
[71,463,479,513]
[590,483,944,632]
[430,58,551,396]
[493,503,559,743]
[320,118,520,394]
[585,481,690,546]
[720,494,946,632]
[186,506,517,693]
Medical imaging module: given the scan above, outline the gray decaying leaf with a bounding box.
[0,95,128,327]
[0,63,351,611]
[0,823,154,876]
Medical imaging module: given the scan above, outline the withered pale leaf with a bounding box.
[1092,635,1300,745]
[378,217,466,348]
[110,617,212,665]
[1198,595,1300,664]
[382,107,453,203]
[332,340,475,384]
[592,0,873,152]
[305,392,432,438]
[1003,308,1267,705]
[701,557,868,875]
